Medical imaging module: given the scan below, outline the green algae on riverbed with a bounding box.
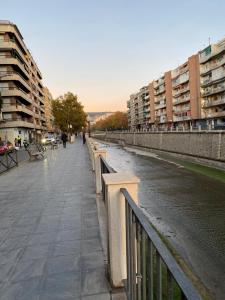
[178,161,225,184]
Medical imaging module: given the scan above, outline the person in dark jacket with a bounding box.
[82,130,86,145]
[61,132,68,148]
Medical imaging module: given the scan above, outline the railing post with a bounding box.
[102,172,140,287]
[94,149,107,194]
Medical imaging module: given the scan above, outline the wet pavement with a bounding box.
[0,141,110,300]
[102,142,225,299]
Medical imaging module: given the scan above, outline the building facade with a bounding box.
[151,71,173,129]
[0,21,47,143]
[200,38,225,129]
[127,41,225,130]
[171,54,201,129]
[44,87,54,133]
[127,86,150,130]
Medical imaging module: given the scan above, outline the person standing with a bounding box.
[82,130,86,145]
[17,135,21,148]
[61,132,68,148]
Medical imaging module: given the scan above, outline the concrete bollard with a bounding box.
[94,149,107,194]
[102,172,140,287]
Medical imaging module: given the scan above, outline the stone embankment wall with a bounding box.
[94,131,225,162]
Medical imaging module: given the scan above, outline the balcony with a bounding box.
[173,115,191,122]
[0,117,34,129]
[201,71,225,87]
[155,111,166,117]
[154,87,165,96]
[155,102,166,110]
[0,57,30,79]
[172,73,189,88]
[203,98,225,108]
[200,44,225,64]
[0,71,31,91]
[154,78,164,89]
[37,84,44,96]
[173,96,190,105]
[173,107,191,114]
[173,86,190,97]
[201,84,225,97]
[0,40,28,66]
[40,115,46,121]
[172,65,189,79]
[2,104,33,116]
[0,87,32,104]
[200,56,225,75]
[207,110,225,118]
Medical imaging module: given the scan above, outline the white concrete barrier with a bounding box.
[94,149,107,194]
[102,172,140,287]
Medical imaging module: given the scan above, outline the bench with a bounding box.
[26,143,45,161]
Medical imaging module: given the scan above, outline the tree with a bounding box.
[92,111,128,131]
[52,92,87,133]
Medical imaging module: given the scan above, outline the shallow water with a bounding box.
[101,142,225,299]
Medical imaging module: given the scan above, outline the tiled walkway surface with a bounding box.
[0,141,110,300]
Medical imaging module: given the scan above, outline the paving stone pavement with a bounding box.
[0,140,110,300]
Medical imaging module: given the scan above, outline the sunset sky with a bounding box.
[2,0,225,112]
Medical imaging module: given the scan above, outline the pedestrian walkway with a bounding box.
[0,141,110,300]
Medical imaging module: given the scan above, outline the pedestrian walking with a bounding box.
[82,131,86,145]
[17,136,22,148]
[61,132,68,148]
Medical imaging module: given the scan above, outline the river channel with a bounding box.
[100,142,225,299]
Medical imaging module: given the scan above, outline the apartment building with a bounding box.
[152,71,173,129]
[171,54,201,129]
[127,86,150,129]
[200,38,225,129]
[0,21,46,143]
[44,87,54,133]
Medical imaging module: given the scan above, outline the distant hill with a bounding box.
[87,112,114,124]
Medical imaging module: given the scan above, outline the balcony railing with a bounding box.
[201,84,225,97]
[154,87,165,96]
[2,104,33,116]
[173,96,190,106]
[0,87,32,104]
[0,57,30,79]
[173,107,191,115]
[200,56,225,75]
[203,98,225,108]
[173,115,191,122]
[173,86,190,98]
[207,110,225,118]
[0,71,31,91]
[201,73,225,87]
[155,103,166,110]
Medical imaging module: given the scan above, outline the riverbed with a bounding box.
[100,142,225,299]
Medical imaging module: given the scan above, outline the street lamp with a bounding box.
[87,116,91,137]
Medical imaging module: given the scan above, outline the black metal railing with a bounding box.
[99,153,203,299]
[0,149,18,174]
[121,188,202,300]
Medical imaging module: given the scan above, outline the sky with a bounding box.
[1,0,225,112]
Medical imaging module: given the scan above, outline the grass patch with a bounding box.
[180,161,225,183]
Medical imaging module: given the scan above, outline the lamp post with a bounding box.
[87,116,91,137]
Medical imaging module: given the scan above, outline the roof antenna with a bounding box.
[208,37,211,45]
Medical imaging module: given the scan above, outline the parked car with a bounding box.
[0,141,14,154]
